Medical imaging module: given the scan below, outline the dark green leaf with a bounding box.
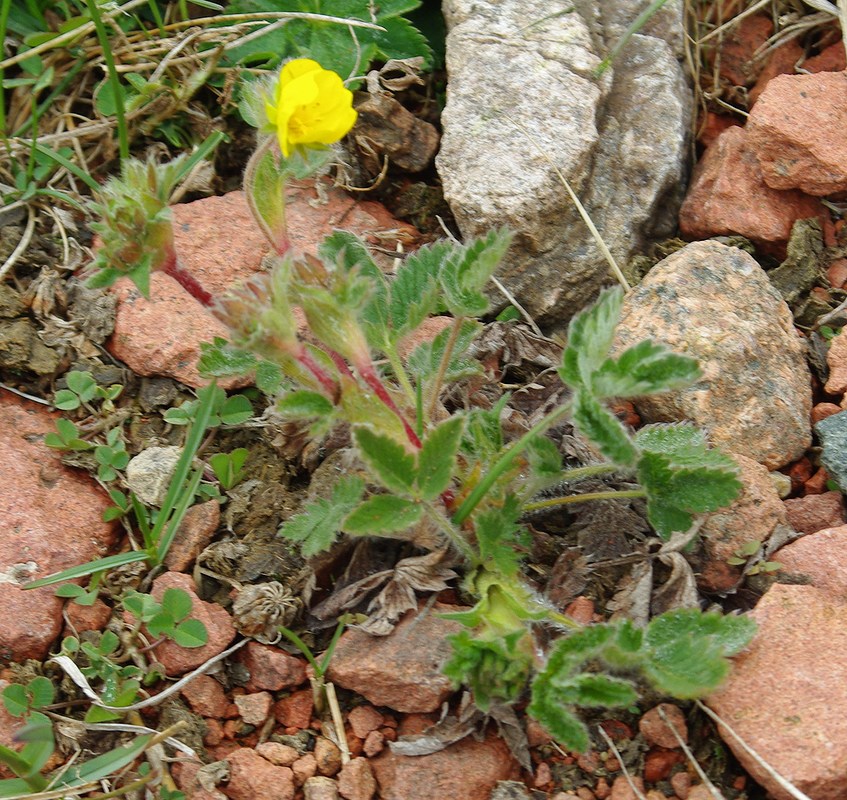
[2,686,29,718]
[550,673,637,708]
[572,390,638,467]
[406,319,482,384]
[417,416,464,500]
[198,338,258,378]
[220,394,253,425]
[354,427,416,495]
[343,495,423,535]
[27,678,54,710]
[162,588,192,622]
[388,244,444,342]
[525,434,562,481]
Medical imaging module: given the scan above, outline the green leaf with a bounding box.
[53,389,81,410]
[15,712,54,777]
[162,588,192,622]
[280,476,365,557]
[343,495,423,535]
[591,340,700,399]
[551,673,637,708]
[475,498,527,577]
[388,244,443,343]
[572,390,638,467]
[643,609,756,698]
[2,686,29,718]
[559,287,624,389]
[55,733,153,788]
[277,390,335,419]
[406,319,482,384]
[198,338,258,378]
[417,416,464,500]
[438,229,512,317]
[23,552,150,589]
[27,678,54,710]
[524,435,562,482]
[528,676,590,753]
[220,394,253,425]
[66,370,97,401]
[353,427,416,495]
[171,618,208,648]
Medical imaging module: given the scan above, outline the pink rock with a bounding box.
[696,454,790,592]
[708,583,847,800]
[0,394,118,662]
[638,704,688,749]
[255,742,299,767]
[748,38,803,106]
[314,736,343,777]
[347,705,384,739]
[804,42,847,73]
[776,524,847,595]
[64,598,113,636]
[148,572,236,676]
[164,500,220,572]
[326,604,464,713]
[274,688,314,729]
[180,673,231,718]
[223,747,295,800]
[609,776,645,800]
[811,402,842,426]
[716,14,773,86]
[362,729,385,757]
[679,126,825,255]
[371,729,518,800]
[107,188,419,389]
[303,776,340,800]
[782,491,845,535]
[237,642,307,691]
[293,753,318,786]
[338,757,376,800]
[746,72,847,195]
[173,760,228,800]
[234,691,272,725]
[825,328,847,396]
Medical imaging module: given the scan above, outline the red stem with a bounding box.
[161,253,214,308]
[358,361,421,449]
[297,346,340,401]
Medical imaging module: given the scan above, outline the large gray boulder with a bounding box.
[437,0,690,330]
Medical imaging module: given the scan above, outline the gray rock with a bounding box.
[489,781,531,800]
[816,411,847,492]
[125,445,181,506]
[612,240,811,469]
[437,0,690,330]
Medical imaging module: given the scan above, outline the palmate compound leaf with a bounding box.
[636,429,742,539]
[572,390,638,467]
[353,427,416,496]
[643,609,757,698]
[559,286,624,389]
[279,476,365,557]
[591,339,701,399]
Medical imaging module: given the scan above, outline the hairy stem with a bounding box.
[244,136,291,256]
[161,257,214,307]
[297,346,340,401]
[426,315,464,419]
[558,463,621,483]
[522,488,647,514]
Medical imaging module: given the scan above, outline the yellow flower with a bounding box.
[265,58,357,158]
